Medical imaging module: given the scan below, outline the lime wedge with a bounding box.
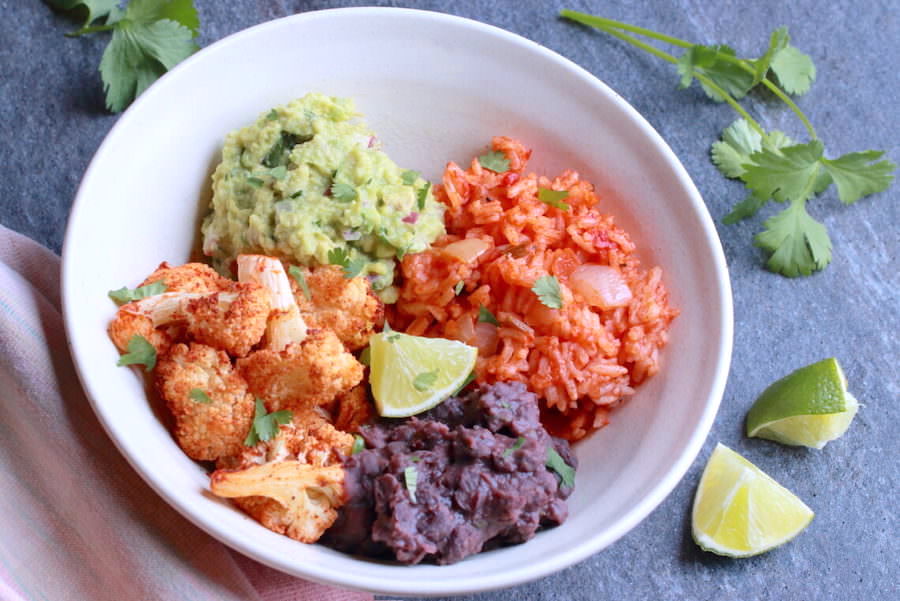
[746,358,858,449]
[368,331,478,418]
[692,443,814,557]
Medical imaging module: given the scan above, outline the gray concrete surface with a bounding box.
[2,1,897,599]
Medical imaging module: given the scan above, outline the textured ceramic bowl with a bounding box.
[62,7,732,596]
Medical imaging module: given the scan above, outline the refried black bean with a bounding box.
[322,381,577,565]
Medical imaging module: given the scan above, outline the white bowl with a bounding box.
[62,7,732,596]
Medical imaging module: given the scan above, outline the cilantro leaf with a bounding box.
[538,188,570,210]
[416,181,432,211]
[454,280,465,295]
[327,247,366,278]
[478,150,509,173]
[48,0,117,27]
[532,275,563,309]
[189,388,212,404]
[742,141,824,203]
[243,399,292,446]
[351,434,365,455]
[477,305,499,326]
[404,466,418,502]
[677,44,754,101]
[246,176,264,188]
[288,265,311,300]
[503,436,526,457]
[413,370,439,392]
[266,109,279,121]
[546,447,575,487]
[770,44,816,96]
[722,193,768,225]
[755,199,832,277]
[751,26,790,85]
[108,280,166,304]
[98,0,199,113]
[711,119,763,179]
[401,169,420,185]
[116,334,157,371]
[331,182,358,202]
[820,150,896,204]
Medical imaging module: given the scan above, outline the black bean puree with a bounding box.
[323,381,577,565]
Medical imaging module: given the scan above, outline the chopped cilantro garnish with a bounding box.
[538,188,570,210]
[263,132,305,168]
[454,281,465,295]
[331,181,358,202]
[503,436,526,457]
[477,305,499,326]
[351,434,365,455]
[116,334,157,372]
[108,280,166,304]
[189,388,212,404]
[546,446,575,487]
[404,465,418,503]
[288,265,311,300]
[416,181,432,211]
[269,165,287,180]
[326,247,365,278]
[243,399,292,447]
[266,109,279,121]
[401,169,420,185]
[247,176,264,188]
[532,275,563,309]
[478,150,509,173]
[413,370,438,392]
[290,190,303,199]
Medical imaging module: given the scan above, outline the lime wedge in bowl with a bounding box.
[746,357,858,449]
[692,443,814,557]
[369,331,478,417]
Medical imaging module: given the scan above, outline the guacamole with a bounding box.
[201,94,445,300]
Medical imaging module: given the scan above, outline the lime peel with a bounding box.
[746,357,858,449]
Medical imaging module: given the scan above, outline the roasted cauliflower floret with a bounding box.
[108,309,173,354]
[140,261,231,293]
[292,265,383,351]
[210,461,346,544]
[220,410,353,470]
[333,385,375,433]
[115,282,271,358]
[237,255,308,350]
[155,342,255,461]
[185,282,271,357]
[238,329,364,412]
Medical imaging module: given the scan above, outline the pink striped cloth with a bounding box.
[0,225,373,601]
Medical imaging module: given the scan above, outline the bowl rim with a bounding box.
[61,6,733,595]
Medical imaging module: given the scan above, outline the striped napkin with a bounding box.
[0,225,372,601]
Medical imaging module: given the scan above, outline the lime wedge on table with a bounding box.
[746,358,858,449]
[692,443,814,557]
[368,332,477,417]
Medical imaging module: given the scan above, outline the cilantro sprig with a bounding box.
[116,334,157,371]
[560,10,896,277]
[478,150,510,173]
[327,247,367,279]
[538,188,571,211]
[546,446,576,487]
[49,0,200,113]
[243,399,292,447]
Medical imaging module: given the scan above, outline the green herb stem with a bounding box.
[560,10,692,48]
[65,23,116,37]
[591,24,769,140]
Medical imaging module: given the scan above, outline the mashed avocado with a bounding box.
[201,93,445,301]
